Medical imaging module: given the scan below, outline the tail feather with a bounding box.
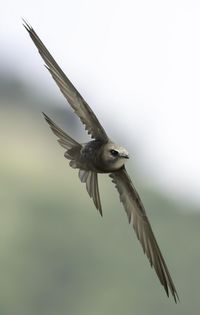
[79,170,103,216]
[43,112,102,215]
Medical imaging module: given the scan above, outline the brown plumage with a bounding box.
[23,20,179,302]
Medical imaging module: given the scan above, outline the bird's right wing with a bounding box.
[110,167,179,303]
[23,21,108,143]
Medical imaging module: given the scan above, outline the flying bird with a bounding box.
[23,21,179,302]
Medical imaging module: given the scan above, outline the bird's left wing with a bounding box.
[23,21,108,143]
[109,167,179,302]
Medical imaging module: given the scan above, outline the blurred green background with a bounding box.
[1,1,200,312]
[0,73,200,315]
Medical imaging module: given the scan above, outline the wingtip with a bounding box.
[22,18,32,32]
[42,112,51,124]
[42,111,47,119]
[97,202,103,217]
[161,267,179,303]
[164,284,179,303]
[173,291,180,304]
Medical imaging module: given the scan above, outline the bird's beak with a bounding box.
[120,153,129,159]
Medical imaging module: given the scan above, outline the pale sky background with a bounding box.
[1,0,200,207]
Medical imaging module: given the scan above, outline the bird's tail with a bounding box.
[43,113,81,166]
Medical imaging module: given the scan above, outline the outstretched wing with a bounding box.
[43,112,80,150]
[43,112,82,170]
[23,21,108,143]
[43,113,102,214]
[79,170,102,216]
[110,167,179,303]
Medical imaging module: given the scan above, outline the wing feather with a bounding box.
[110,167,179,302]
[43,112,80,149]
[23,21,108,142]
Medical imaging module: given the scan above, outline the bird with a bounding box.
[23,20,179,303]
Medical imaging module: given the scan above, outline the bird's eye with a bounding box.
[110,149,118,156]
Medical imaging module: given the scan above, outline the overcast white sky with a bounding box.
[1,0,200,207]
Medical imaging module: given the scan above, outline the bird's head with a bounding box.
[101,142,129,171]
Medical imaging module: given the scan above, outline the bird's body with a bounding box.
[78,140,129,172]
[24,21,179,302]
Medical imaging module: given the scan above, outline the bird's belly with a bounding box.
[97,158,126,173]
[110,158,126,171]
